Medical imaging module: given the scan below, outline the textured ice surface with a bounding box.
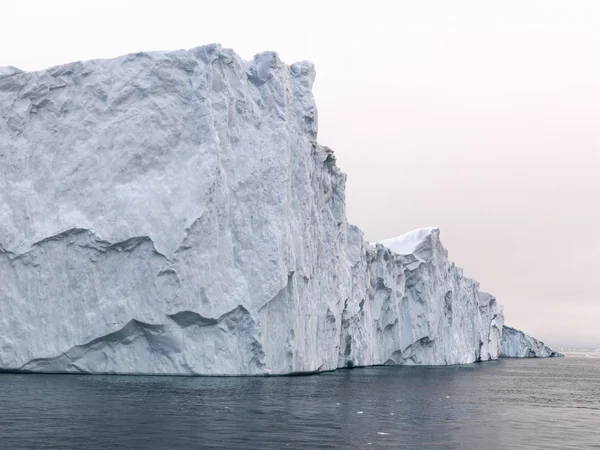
[500,326,563,358]
[0,45,504,374]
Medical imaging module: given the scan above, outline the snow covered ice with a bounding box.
[0,44,506,375]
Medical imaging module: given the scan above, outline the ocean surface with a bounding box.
[1,356,599,449]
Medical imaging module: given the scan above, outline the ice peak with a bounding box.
[0,66,23,80]
[379,227,440,256]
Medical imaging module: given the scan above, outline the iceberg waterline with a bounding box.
[0,44,548,375]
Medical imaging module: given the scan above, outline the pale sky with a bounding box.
[1,0,598,348]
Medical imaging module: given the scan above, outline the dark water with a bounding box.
[1,357,599,449]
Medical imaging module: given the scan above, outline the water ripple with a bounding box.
[0,357,598,449]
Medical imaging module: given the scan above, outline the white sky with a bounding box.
[2,0,599,348]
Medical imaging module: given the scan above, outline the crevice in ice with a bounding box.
[444,290,453,325]
[258,271,295,312]
[1,228,171,261]
[388,337,435,365]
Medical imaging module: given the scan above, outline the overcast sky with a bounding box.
[2,0,598,348]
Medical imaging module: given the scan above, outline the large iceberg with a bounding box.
[0,44,504,375]
[500,326,563,358]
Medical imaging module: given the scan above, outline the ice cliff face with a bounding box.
[0,44,503,375]
[500,326,563,358]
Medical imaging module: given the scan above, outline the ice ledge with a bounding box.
[16,305,265,375]
[379,227,440,256]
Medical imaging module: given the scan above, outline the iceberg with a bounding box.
[0,44,504,375]
[500,326,563,358]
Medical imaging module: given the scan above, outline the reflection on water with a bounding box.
[0,357,598,449]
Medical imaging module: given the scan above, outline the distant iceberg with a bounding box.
[500,326,563,358]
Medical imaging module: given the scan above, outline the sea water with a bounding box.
[1,357,598,449]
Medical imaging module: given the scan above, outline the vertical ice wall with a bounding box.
[0,45,503,374]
